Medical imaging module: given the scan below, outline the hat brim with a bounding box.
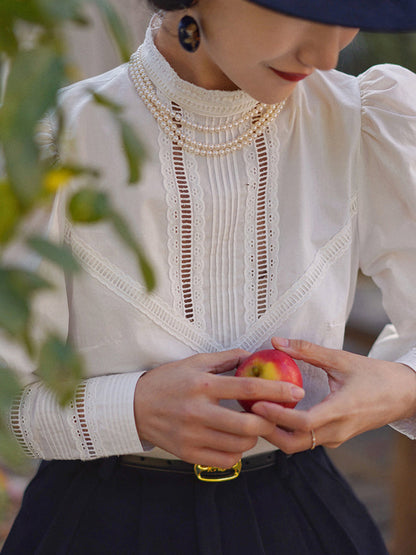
[248,0,416,32]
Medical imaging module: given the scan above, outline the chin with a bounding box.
[249,89,293,104]
[249,84,296,105]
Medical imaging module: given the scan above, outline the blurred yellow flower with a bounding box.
[43,168,74,193]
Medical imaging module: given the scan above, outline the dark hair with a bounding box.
[148,0,195,10]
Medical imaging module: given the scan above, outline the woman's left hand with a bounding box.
[251,337,416,454]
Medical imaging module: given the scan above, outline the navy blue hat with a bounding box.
[248,0,416,31]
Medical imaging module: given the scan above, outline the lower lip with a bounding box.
[271,69,309,82]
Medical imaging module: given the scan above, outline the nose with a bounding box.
[296,25,344,71]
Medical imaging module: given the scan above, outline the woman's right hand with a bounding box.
[133,349,305,468]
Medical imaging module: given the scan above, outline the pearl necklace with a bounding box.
[128,48,286,157]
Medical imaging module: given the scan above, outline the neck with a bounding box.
[154,13,238,91]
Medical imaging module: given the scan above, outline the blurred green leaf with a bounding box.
[119,120,145,184]
[93,0,132,63]
[43,165,100,195]
[68,188,111,223]
[68,188,155,289]
[27,236,80,272]
[0,180,21,244]
[0,48,63,131]
[91,91,146,184]
[0,0,156,465]
[0,276,29,337]
[1,134,42,208]
[0,366,21,414]
[0,268,50,336]
[134,244,155,292]
[38,336,83,406]
[0,24,18,57]
[0,0,87,30]
[110,212,155,291]
[37,0,89,26]
[0,368,26,468]
[0,47,66,205]
[3,268,50,295]
[0,426,27,468]
[91,90,123,114]
[0,0,45,28]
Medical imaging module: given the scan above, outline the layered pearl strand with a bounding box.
[128,48,286,157]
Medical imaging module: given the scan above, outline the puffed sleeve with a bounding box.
[358,64,416,438]
[1,114,145,460]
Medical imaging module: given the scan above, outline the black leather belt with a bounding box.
[120,451,284,482]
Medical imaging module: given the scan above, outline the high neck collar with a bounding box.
[139,24,259,118]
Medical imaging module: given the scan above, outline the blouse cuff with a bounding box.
[87,371,146,458]
[10,371,146,460]
[389,349,416,440]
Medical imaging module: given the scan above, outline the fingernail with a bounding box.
[273,337,289,348]
[291,386,305,400]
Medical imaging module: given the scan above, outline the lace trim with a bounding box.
[244,118,280,327]
[9,388,40,458]
[159,101,205,329]
[264,121,280,310]
[69,382,97,459]
[65,187,356,355]
[172,112,194,322]
[235,194,358,352]
[140,25,258,117]
[65,222,222,353]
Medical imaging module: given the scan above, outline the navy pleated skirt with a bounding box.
[2,447,388,555]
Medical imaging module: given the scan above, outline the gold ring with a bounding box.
[310,429,316,450]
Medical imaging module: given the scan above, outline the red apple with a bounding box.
[235,349,303,411]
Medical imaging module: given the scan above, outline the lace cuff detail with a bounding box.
[9,372,144,460]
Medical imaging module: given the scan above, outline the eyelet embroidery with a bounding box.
[9,388,40,458]
[244,118,280,328]
[160,101,206,331]
[236,194,358,352]
[65,222,222,354]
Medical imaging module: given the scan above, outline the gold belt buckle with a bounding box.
[194,460,242,482]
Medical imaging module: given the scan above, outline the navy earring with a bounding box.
[178,15,200,53]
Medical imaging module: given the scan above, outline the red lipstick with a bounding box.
[271,68,310,82]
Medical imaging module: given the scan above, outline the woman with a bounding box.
[2,0,416,553]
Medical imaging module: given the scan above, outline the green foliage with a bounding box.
[68,188,112,222]
[0,367,27,468]
[0,180,20,244]
[37,336,83,406]
[0,366,21,415]
[0,47,65,205]
[110,211,156,291]
[69,188,156,290]
[91,91,146,184]
[119,120,146,184]
[26,237,81,273]
[0,268,49,339]
[93,0,133,63]
[0,0,153,475]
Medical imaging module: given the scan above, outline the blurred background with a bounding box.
[1,2,416,552]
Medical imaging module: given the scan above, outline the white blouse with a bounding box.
[3,26,416,460]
